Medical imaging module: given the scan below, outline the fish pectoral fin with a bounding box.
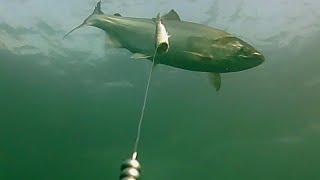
[114,13,122,17]
[184,51,202,57]
[184,51,213,60]
[208,73,221,91]
[131,53,152,59]
[162,9,181,21]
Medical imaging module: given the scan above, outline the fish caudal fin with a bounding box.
[93,1,104,15]
[208,73,221,91]
[64,1,104,39]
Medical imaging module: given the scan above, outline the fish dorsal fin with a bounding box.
[93,1,104,15]
[114,13,122,17]
[162,9,181,21]
[208,73,221,91]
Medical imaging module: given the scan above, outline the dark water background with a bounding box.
[1,0,320,179]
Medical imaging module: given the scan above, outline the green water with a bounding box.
[1,0,320,179]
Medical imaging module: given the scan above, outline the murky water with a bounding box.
[0,0,320,179]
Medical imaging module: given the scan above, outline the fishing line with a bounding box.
[120,14,170,180]
[133,48,158,154]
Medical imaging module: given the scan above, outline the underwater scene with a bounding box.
[0,0,320,179]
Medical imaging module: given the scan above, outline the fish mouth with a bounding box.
[249,51,265,65]
[237,39,265,62]
[236,50,265,70]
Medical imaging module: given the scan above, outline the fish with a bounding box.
[65,1,265,91]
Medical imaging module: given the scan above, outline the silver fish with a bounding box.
[65,1,265,91]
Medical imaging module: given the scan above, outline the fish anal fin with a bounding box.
[131,53,152,60]
[208,73,221,91]
[162,9,181,21]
